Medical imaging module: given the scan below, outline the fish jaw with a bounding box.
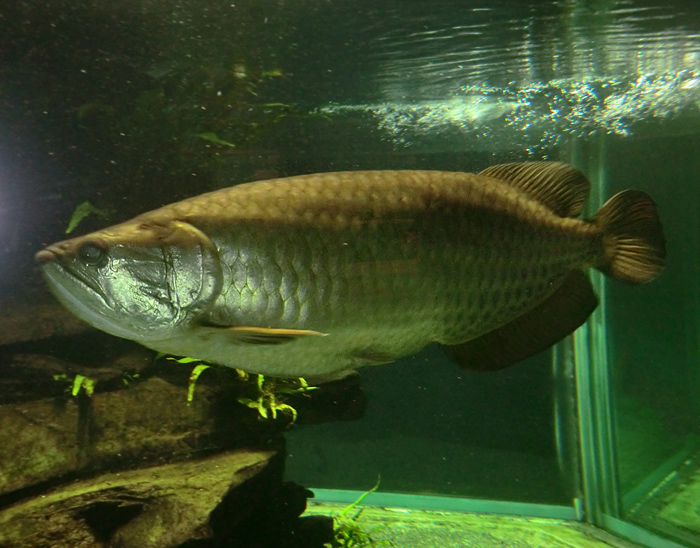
[35,219,224,343]
[39,259,149,341]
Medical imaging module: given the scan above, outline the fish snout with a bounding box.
[34,239,86,264]
[34,247,60,264]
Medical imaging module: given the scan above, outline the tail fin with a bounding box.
[595,189,666,284]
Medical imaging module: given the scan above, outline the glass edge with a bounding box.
[602,515,692,548]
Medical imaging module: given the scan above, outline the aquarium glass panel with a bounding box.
[605,136,700,547]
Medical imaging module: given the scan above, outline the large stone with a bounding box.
[0,449,280,548]
[0,374,280,497]
[0,301,91,346]
[0,349,154,405]
[0,293,362,547]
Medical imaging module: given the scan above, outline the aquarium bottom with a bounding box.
[625,451,700,548]
[304,502,641,548]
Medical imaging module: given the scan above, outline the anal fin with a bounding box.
[441,270,598,372]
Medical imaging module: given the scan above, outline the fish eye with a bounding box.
[78,243,107,267]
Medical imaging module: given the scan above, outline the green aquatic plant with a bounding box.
[187,364,211,403]
[195,132,236,147]
[121,371,140,387]
[53,373,96,397]
[65,201,109,234]
[71,374,96,397]
[167,356,211,404]
[260,68,284,78]
[329,477,393,548]
[237,374,317,422]
[166,356,317,418]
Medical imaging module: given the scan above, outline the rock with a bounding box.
[0,449,277,548]
[0,375,279,497]
[0,295,363,547]
[0,301,92,346]
[0,349,365,498]
[0,349,153,405]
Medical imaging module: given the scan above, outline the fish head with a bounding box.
[35,217,222,342]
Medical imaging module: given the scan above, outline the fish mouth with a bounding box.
[36,249,108,305]
[34,248,59,263]
[37,259,136,340]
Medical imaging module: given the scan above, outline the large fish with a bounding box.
[35,162,665,378]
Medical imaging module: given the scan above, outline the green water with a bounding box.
[1,1,699,547]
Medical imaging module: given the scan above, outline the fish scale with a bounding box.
[35,163,665,377]
[203,178,590,337]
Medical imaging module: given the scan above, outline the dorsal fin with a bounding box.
[478,162,590,218]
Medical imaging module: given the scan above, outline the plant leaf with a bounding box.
[66,201,109,234]
[196,132,236,147]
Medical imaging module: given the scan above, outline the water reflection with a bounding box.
[321,1,700,150]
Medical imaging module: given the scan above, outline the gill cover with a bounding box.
[107,220,222,329]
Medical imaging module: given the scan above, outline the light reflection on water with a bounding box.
[319,1,700,151]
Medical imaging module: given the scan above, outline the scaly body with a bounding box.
[36,163,666,377]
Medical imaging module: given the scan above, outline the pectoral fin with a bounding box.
[442,270,598,372]
[197,325,328,345]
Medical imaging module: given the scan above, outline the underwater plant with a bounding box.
[166,356,317,419]
[53,373,96,397]
[71,374,96,397]
[237,374,318,422]
[328,478,394,548]
[65,201,110,234]
[167,356,211,404]
[195,132,237,148]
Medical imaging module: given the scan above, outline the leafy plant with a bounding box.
[167,356,211,404]
[65,201,110,234]
[237,374,317,422]
[52,374,96,397]
[195,132,236,147]
[72,374,96,396]
[329,477,393,548]
[166,356,317,418]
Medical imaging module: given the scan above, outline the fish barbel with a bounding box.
[35,162,665,378]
